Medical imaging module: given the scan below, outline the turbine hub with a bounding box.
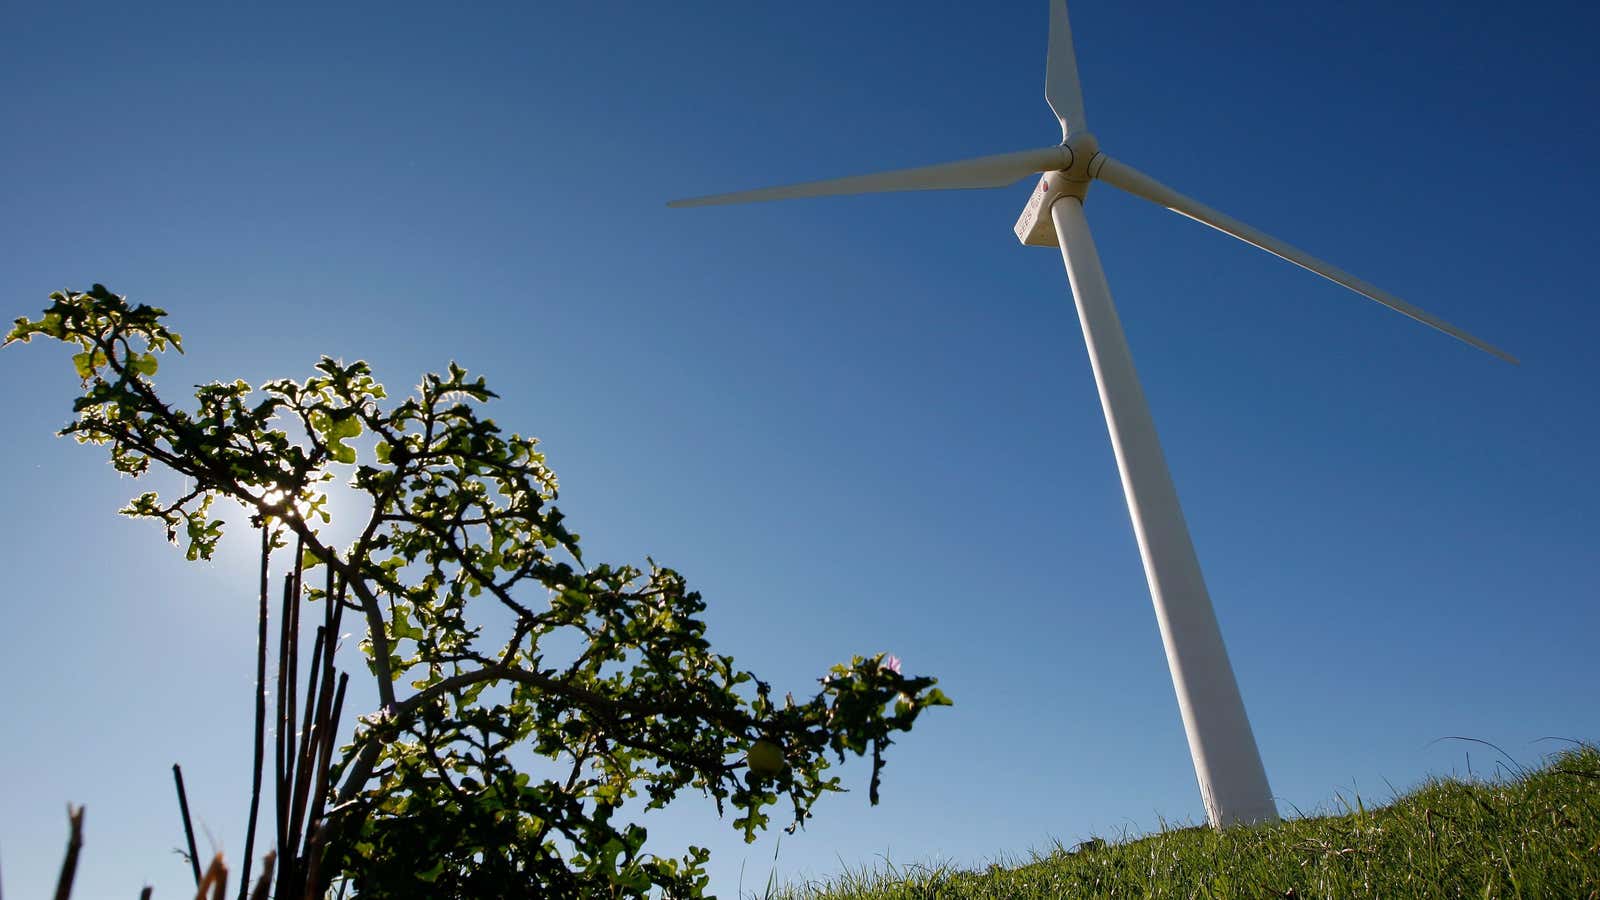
[1063,131,1104,184]
[1015,132,1105,247]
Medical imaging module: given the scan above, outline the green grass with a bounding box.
[762,744,1600,899]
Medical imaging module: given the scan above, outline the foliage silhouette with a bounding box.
[8,286,950,898]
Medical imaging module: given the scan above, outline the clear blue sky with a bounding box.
[4,1,1598,896]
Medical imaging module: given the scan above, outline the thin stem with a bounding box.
[51,805,85,900]
[274,571,293,868]
[238,528,271,900]
[282,566,303,850]
[172,764,202,887]
[299,673,347,899]
[286,639,329,876]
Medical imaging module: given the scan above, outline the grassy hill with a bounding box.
[766,744,1600,899]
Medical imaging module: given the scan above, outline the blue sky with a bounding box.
[3,1,1598,896]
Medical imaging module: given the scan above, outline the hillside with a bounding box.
[770,745,1600,899]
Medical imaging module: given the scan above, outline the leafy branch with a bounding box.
[9,286,951,898]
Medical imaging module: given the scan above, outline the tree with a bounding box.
[7,286,950,898]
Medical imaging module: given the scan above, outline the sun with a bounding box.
[259,486,326,523]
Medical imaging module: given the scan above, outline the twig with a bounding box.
[52,805,85,900]
[173,764,203,887]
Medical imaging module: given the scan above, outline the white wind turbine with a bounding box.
[669,2,1516,828]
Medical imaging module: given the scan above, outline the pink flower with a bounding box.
[883,654,902,675]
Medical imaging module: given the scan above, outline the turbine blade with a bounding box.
[1046,0,1088,139]
[1094,155,1518,364]
[668,146,1069,208]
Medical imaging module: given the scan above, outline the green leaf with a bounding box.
[323,411,362,463]
[329,412,361,440]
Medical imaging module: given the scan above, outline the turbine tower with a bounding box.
[669,1,1515,828]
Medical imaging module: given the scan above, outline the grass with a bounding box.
[762,744,1600,899]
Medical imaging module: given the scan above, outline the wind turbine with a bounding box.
[669,2,1516,828]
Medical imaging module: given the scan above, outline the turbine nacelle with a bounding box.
[1015,172,1079,247]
